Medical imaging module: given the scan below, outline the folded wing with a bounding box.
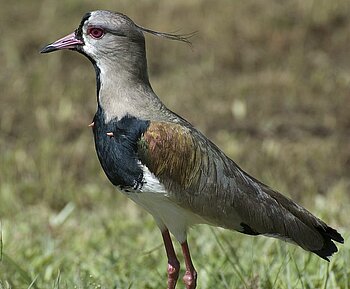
[138,121,343,260]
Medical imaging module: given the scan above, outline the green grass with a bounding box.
[0,0,349,288]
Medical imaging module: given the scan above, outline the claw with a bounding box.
[106,132,114,137]
[88,122,94,127]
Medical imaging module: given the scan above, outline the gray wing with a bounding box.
[138,121,344,260]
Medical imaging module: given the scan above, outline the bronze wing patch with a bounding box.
[138,121,203,191]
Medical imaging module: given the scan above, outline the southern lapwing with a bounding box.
[41,10,344,289]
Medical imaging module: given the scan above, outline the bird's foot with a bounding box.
[167,258,180,289]
[183,269,197,289]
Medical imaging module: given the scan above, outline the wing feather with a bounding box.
[138,121,343,258]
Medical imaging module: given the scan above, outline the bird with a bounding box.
[41,10,344,289]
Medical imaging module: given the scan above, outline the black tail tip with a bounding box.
[312,225,344,261]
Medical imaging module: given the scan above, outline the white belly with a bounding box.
[121,164,207,243]
[124,190,206,243]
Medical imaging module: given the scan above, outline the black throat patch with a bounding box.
[75,12,91,42]
[92,107,150,190]
[73,13,102,99]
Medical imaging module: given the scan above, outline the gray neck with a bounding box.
[96,59,165,123]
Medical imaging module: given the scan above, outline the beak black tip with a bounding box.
[40,45,57,54]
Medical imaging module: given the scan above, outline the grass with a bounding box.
[0,0,349,288]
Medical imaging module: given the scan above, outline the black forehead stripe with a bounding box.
[76,12,91,40]
[80,12,91,27]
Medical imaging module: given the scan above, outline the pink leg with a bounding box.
[162,230,180,289]
[181,241,197,289]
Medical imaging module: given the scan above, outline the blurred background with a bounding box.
[1,0,349,288]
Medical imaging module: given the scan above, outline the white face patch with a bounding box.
[81,12,104,58]
[82,27,98,57]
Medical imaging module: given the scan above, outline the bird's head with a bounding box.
[41,10,194,82]
[41,11,147,76]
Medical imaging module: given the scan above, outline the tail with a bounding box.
[311,225,344,261]
[236,175,344,261]
[260,184,343,261]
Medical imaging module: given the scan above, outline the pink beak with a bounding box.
[40,32,83,53]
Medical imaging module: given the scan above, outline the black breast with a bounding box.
[92,107,150,189]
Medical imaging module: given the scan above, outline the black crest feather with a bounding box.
[137,25,197,46]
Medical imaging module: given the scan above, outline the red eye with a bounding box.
[87,27,105,39]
